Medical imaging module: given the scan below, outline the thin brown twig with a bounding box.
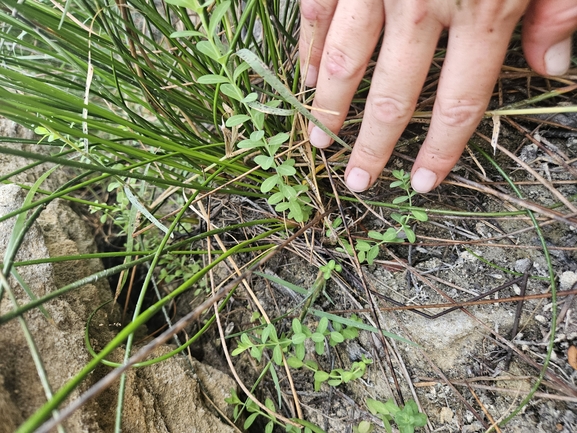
[467,383,502,433]
[448,174,577,228]
[326,289,577,315]
[196,200,304,420]
[415,378,577,403]
[320,149,405,405]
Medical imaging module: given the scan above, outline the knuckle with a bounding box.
[435,99,485,129]
[301,0,335,22]
[548,5,577,28]
[354,142,382,160]
[322,47,366,80]
[369,95,414,125]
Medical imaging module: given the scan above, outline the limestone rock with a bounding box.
[0,184,235,432]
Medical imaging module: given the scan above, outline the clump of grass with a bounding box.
[0,1,574,432]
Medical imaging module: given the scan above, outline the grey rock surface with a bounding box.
[0,117,236,432]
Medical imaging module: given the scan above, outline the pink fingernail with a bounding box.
[346,167,371,192]
[305,65,318,87]
[411,168,437,193]
[545,38,571,76]
[310,126,332,148]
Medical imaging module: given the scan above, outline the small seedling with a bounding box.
[319,259,342,280]
[338,169,429,265]
[225,390,289,433]
[360,398,427,433]
[232,316,361,365]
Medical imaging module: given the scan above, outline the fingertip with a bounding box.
[410,167,437,193]
[345,167,371,192]
[522,0,577,76]
[544,37,572,76]
[309,126,332,148]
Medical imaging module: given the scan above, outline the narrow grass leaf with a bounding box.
[311,310,418,346]
[236,49,350,149]
[123,186,173,238]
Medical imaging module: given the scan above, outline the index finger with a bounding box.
[299,0,339,87]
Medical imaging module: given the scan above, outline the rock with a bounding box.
[514,258,533,274]
[439,406,453,424]
[118,347,236,433]
[559,271,577,291]
[0,185,107,433]
[0,184,236,432]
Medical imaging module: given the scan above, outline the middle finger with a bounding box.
[308,0,385,149]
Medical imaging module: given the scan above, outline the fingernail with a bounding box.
[411,167,437,193]
[305,65,318,87]
[346,167,371,192]
[545,38,571,76]
[310,126,332,148]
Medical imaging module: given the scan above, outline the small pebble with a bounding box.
[515,258,532,274]
[559,271,577,291]
[535,315,548,324]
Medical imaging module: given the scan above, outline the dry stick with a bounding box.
[366,284,432,431]
[196,200,304,420]
[448,174,577,228]
[489,138,577,214]
[504,117,577,179]
[326,289,577,315]
[396,259,577,398]
[417,203,577,246]
[332,255,430,424]
[505,271,530,370]
[35,214,324,433]
[384,250,577,416]
[319,149,405,405]
[407,332,489,429]
[556,281,577,329]
[415,379,577,403]
[467,384,502,433]
[390,148,574,223]
[368,276,525,320]
[383,252,492,429]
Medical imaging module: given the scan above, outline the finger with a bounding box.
[307,0,384,149]
[299,0,339,87]
[343,2,443,192]
[522,0,577,76]
[411,2,527,193]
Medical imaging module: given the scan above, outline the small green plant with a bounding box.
[164,0,314,223]
[319,259,342,280]
[232,316,361,365]
[387,169,429,241]
[289,354,372,392]
[338,169,429,264]
[239,131,313,222]
[355,398,427,433]
[232,316,366,391]
[225,391,283,433]
[226,389,319,433]
[228,316,368,432]
[158,252,207,294]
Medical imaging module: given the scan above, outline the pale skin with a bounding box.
[300,0,577,193]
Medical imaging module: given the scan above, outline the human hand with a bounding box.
[299,0,577,193]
